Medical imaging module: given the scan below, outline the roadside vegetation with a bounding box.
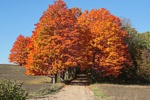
[91,83,150,100]
[91,84,108,100]
[0,79,28,100]
[0,64,64,99]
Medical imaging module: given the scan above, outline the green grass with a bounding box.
[0,64,64,99]
[91,84,108,100]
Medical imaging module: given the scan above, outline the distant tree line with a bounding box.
[120,18,150,83]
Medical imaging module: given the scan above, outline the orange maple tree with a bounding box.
[9,1,133,78]
[24,0,81,76]
[9,35,30,66]
[78,8,132,77]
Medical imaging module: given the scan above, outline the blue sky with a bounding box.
[0,0,150,64]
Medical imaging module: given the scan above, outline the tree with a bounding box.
[121,18,140,80]
[138,48,150,81]
[120,18,150,82]
[138,31,150,49]
[25,0,81,79]
[8,0,134,83]
[136,32,150,82]
[78,8,132,77]
[9,35,30,66]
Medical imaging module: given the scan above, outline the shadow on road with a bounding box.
[65,74,91,86]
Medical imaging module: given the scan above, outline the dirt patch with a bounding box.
[97,84,150,100]
[28,85,95,100]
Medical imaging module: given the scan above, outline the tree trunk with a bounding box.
[60,72,64,81]
[65,71,69,80]
[72,68,76,78]
[52,74,57,84]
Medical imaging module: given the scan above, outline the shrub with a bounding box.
[0,80,28,100]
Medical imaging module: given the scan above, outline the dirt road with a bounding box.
[29,85,94,100]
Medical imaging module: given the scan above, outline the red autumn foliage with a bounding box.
[9,0,133,77]
[9,35,30,66]
[24,0,82,75]
[77,8,132,77]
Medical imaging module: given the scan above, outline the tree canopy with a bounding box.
[9,35,30,66]
[9,0,133,79]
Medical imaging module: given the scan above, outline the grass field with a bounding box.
[91,83,150,100]
[0,64,64,98]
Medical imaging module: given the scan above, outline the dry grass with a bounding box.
[0,64,64,99]
[91,83,150,100]
[24,77,50,84]
[91,84,108,100]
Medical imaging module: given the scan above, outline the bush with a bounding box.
[0,80,28,100]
